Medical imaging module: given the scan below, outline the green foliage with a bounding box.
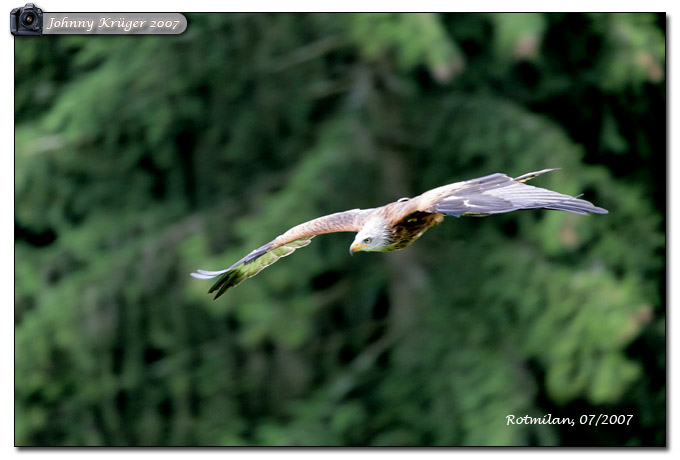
[589,13,665,90]
[348,13,465,82]
[488,13,546,62]
[15,13,664,446]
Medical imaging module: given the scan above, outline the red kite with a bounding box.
[192,169,607,299]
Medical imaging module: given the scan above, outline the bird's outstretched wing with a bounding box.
[413,168,608,216]
[191,209,373,299]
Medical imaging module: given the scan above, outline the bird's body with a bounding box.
[192,169,608,299]
[367,205,445,251]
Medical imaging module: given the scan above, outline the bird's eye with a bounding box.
[363,237,372,244]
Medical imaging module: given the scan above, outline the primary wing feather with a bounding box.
[414,169,608,216]
[204,237,313,299]
[191,209,372,299]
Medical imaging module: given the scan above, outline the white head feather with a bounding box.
[350,217,390,253]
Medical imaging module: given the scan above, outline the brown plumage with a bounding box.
[191,169,608,299]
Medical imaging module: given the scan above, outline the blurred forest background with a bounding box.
[15,13,665,446]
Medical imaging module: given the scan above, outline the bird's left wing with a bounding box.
[412,169,608,216]
[191,208,373,299]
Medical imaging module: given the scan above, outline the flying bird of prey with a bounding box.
[191,169,607,299]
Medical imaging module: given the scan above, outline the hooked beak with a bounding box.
[350,242,368,254]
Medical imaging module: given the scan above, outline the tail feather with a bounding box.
[513,168,560,183]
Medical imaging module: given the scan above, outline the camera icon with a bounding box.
[10,3,43,36]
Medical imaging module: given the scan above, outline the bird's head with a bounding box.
[350,218,389,253]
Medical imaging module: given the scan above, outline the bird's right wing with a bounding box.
[413,169,608,217]
[191,208,373,299]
